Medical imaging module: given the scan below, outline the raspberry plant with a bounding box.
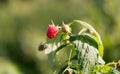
[39,20,120,74]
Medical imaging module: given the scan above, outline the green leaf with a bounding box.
[93,62,120,74]
[45,33,62,71]
[100,65,112,73]
[54,44,76,74]
[46,34,74,74]
[70,20,104,57]
[70,34,101,74]
[110,68,120,74]
[70,34,98,49]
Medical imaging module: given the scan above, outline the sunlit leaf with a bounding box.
[70,34,103,74]
[70,20,104,57]
[45,33,62,71]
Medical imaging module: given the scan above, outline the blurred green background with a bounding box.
[0,0,120,74]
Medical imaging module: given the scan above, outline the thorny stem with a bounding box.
[62,48,73,74]
[68,48,73,67]
[106,62,117,67]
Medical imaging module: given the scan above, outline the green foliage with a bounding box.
[94,62,120,74]
[1,0,120,74]
[70,20,104,57]
[70,35,99,74]
[44,20,120,74]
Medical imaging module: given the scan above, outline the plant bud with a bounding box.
[65,68,73,74]
[62,24,71,34]
[116,60,120,69]
[38,42,47,51]
[89,30,94,35]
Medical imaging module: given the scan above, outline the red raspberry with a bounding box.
[46,24,59,39]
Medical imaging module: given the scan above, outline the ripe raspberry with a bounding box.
[47,24,59,39]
